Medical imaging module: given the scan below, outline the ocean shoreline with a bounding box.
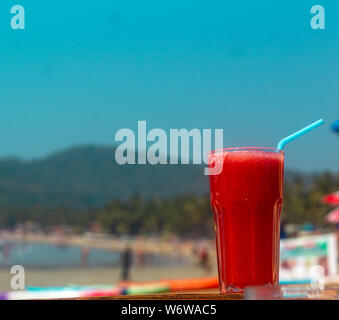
[0,231,217,291]
[0,230,216,260]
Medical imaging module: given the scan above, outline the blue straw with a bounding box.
[277,119,324,150]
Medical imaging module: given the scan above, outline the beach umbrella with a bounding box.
[322,191,339,206]
[325,207,339,224]
[331,119,339,134]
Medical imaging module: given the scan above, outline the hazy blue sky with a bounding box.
[0,0,338,171]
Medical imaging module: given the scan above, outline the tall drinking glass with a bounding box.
[208,147,284,293]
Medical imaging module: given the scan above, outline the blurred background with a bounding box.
[0,0,338,291]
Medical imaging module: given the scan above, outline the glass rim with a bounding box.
[208,147,284,155]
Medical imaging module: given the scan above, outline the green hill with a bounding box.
[0,144,324,210]
[0,145,208,209]
[0,145,337,232]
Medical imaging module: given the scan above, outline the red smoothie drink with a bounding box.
[208,147,284,292]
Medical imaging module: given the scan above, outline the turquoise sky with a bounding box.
[0,0,338,171]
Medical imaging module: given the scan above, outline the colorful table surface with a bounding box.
[77,293,242,300]
[75,284,339,300]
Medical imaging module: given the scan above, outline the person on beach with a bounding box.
[2,243,12,260]
[198,246,212,273]
[81,247,90,265]
[136,247,146,267]
[120,245,133,281]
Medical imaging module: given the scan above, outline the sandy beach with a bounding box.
[0,264,218,292]
[0,231,218,291]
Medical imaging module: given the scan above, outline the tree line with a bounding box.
[0,171,338,237]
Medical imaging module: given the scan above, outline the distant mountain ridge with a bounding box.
[0,145,316,209]
[0,145,208,209]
